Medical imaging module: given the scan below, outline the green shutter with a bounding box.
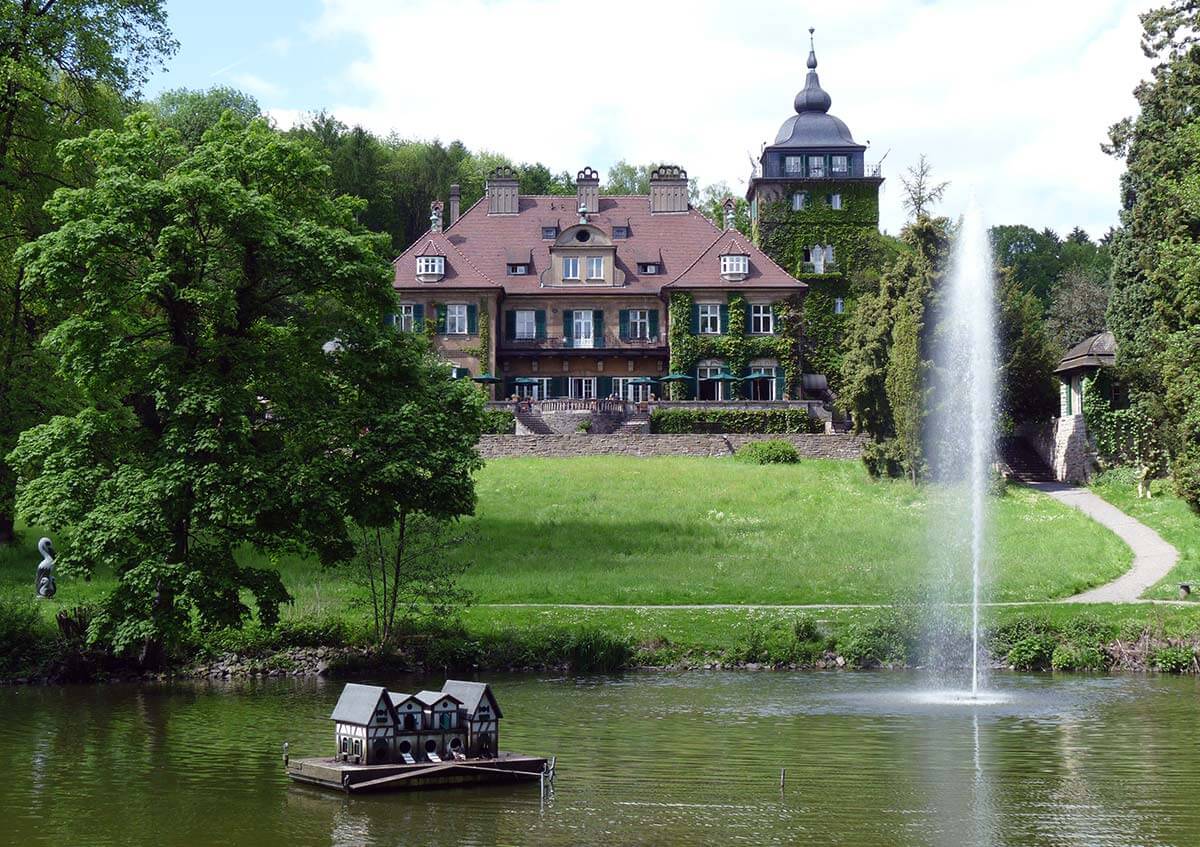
[690,304,699,334]
[775,371,787,401]
[744,303,752,334]
[563,310,573,348]
[648,309,659,340]
[413,304,425,328]
[504,378,515,398]
[550,377,566,398]
[619,309,630,341]
[593,310,604,348]
[505,310,517,341]
[718,304,729,334]
[598,376,612,398]
[467,303,478,335]
[435,304,446,333]
[535,310,546,340]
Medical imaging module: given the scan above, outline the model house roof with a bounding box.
[393,195,804,295]
[1055,331,1116,374]
[330,683,389,724]
[415,689,463,708]
[441,679,503,719]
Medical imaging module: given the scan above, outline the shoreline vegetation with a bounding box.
[2,457,1199,683]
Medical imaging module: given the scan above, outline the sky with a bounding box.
[147,0,1157,238]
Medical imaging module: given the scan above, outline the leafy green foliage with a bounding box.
[734,440,801,465]
[1152,645,1196,673]
[1105,3,1200,509]
[146,86,261,148]
[839,611,914,668]
[9,112,396,662]
[650,408,822,434]
[481,409,516,434]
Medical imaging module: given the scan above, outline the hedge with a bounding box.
[481,409,516,435]
[650,408,824,434]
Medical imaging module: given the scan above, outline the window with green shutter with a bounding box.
[648,309,658,339]
[718,304,729,334]
[619,309,630,341]
[435,304,446,334]
[505,310,517,340]
[562,310,574,347]
[592,310,604,348]
[467,304,478,335]
[535,310,546,340]
[413,303,425,329]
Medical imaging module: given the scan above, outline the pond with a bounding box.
[1,671,1198,846]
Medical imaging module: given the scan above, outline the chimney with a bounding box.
[448,183,461,225]
[649,165,689,214]
[722,197,736,229]
[430,200,444,233]
[486,165,519,215]
[576,166,599,216]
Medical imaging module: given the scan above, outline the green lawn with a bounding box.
[1091,475,1200,601]
[0,457,1132,625]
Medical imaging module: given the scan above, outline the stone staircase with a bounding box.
[998,436,1055,483]
[513,406,554,435]
[611,411,651,435]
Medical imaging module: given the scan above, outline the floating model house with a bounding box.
[329,680,500,766]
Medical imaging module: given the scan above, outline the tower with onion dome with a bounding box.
[746,28,885,391]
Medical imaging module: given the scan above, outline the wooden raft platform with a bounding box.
[287,753,547,793]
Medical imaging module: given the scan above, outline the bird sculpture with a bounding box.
[35,537,56,599]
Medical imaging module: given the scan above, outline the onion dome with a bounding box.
[773,29,860,149]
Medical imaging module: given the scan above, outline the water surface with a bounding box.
[1,671,1197,846]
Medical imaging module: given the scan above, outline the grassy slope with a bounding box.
[1090,477,1200,601]
[1,457,1131,628]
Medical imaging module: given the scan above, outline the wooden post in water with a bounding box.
[780,767,786,791]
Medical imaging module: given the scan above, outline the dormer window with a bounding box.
[638,262,659,275]
[612,226,629,239]
[720,254,749,280]
[415,255,445,282]
[541,226,558,239]
[562,256,580,280]
[507,263,529,275]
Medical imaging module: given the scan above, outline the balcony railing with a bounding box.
[801,260,839,274]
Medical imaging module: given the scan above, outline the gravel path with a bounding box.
[1027,482,1179,602]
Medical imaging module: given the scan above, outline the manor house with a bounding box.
[391,36,882,408]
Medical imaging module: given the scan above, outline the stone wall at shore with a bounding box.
[478,433,865,459]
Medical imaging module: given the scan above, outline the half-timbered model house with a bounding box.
[414,689,467,762]
[442,679,503,759]
[331,683,398,765]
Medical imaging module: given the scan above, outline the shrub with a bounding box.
[1050,643,1105,672]
[1152,645,1195,673]
[840,612,913,668]
[1173,447,1200,512]
[0,598,47,676]
[1006,635,1056,670]
[1092,465,1141,487]
[987,466,1008,497]
[481,409,515,434]
[861,438,903,479]
[650,408,823,435]
[791,614,821,644]
[735,439,800,465]
[576,418,592,433]
[558,626,631,672]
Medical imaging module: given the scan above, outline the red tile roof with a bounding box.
[392,195,805,294]
[665,230,805,289]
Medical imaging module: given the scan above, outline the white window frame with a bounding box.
[834,298,845,315]
[612,377,652,401]
[808,156,826,178]
[515,309,536,340]
[397,304,416,332]
[445,303,468,335]
[629,309,650,340]
[416,256,444,276]
[829,193,842,210]
[639,263,658,275]
[573,310,594,348]
[508,263,528,275]
[720,255,749,276]
[697,363,727,401]
[792,192,809,211]
[831,155,848,174]
[569,377,596,399]
[750,304,774,334]
[562,256,580,280]
[515,378,552,400]
[747,365,777,401]
[586,256,604,280]
[784,155,804,174]
[698,304,721,335]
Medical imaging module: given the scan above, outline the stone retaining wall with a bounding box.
[1017,417,1093,483]
[478,433,865,459]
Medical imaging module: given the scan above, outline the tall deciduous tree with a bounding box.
[0,0,175,544]
[11,113,394,664]
[1105,1,1200,508]
[147,86,260,148]
[1046,266,1110,353]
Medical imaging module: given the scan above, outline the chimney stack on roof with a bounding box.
[430,200,444,233]
[486,165,519,215]
[576,166,599,217]
[649,165,689,214]
[448,184,461,225]
[722,197,736,230]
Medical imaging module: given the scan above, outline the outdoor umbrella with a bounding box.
[658,373,692,382]
[472,373,502,384]
[628,377,658,385]
[706,370,742,382]
[512,377,541,385]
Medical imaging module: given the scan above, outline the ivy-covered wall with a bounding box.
[666,291,803,400]
[752,181,884,394]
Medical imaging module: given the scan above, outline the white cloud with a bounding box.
[230,72,285,99]
[306,0,1154,237]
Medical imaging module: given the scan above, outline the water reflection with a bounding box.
[0,672,1197,846]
